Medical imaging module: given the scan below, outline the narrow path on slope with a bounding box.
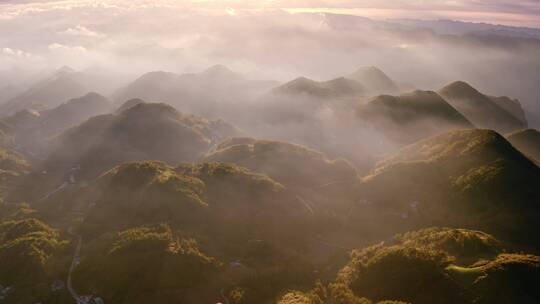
[40,167,79,201]
[67,226,82,304]
[40,182,69,201]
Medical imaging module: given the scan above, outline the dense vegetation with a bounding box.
[360,129,540,245]
[10,101,240,203]
[74,224,220,303]
[280,228,540,304]
[0,218,71,303]
[205,138,357,187]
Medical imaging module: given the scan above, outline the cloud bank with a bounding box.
[0,0,539,124]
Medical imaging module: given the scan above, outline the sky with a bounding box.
[1,0,539,27]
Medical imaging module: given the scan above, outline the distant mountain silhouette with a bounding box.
[348,66,400,95]
[50,102,239,178]
[200,64,245,81]
[438,81,527,133]
[113,65,277,119]
[0,67,89,115]
[392,18,540,39]
[271,76,365,99]
[271,66,398,99]
[115,98,145,113]
[0,93,111,153]
[507,129,540,162]
[12,101,240,203]
[357,90,473,145]
[490,95,527,125]
[38,92,111,137]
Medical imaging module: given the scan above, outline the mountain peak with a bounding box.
[272,76,365,99]
[52,65,76,79]
[79,92,107,100]
[348,66,399,94]
[289,76,317,85]
[116,98,146,113]
[441,80,479,93]
[136,71,179,83]
[201,64,242,80]
[56,65,76,74]
[438,81,526,132]
[507,128,540,161]
[119,102,179,120]
[272,77,318,94]
[351,66,384,75]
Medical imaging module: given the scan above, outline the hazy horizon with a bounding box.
[2,0,540,126]
[2,0,540,27]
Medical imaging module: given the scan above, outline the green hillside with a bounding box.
[361,129,540,245]
[70,161,319,303]
[203,138,360,217]
[281,227,540,304]
[12,102,239,203]
[73,224,220,303]
[0,218,70,303]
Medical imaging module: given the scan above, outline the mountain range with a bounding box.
[0,63,539,304]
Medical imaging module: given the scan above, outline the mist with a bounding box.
[1,4,540,121]
[1,2,540,304]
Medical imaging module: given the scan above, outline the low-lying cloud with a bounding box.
[0,0,539,124]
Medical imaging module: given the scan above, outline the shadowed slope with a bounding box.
[0,67,88,115]
[357,90,473,145]
[348,66,399,95]
[507,129,540,162]
[272,77,365,99]
[439,81,526,133]
[13,102,239,203]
